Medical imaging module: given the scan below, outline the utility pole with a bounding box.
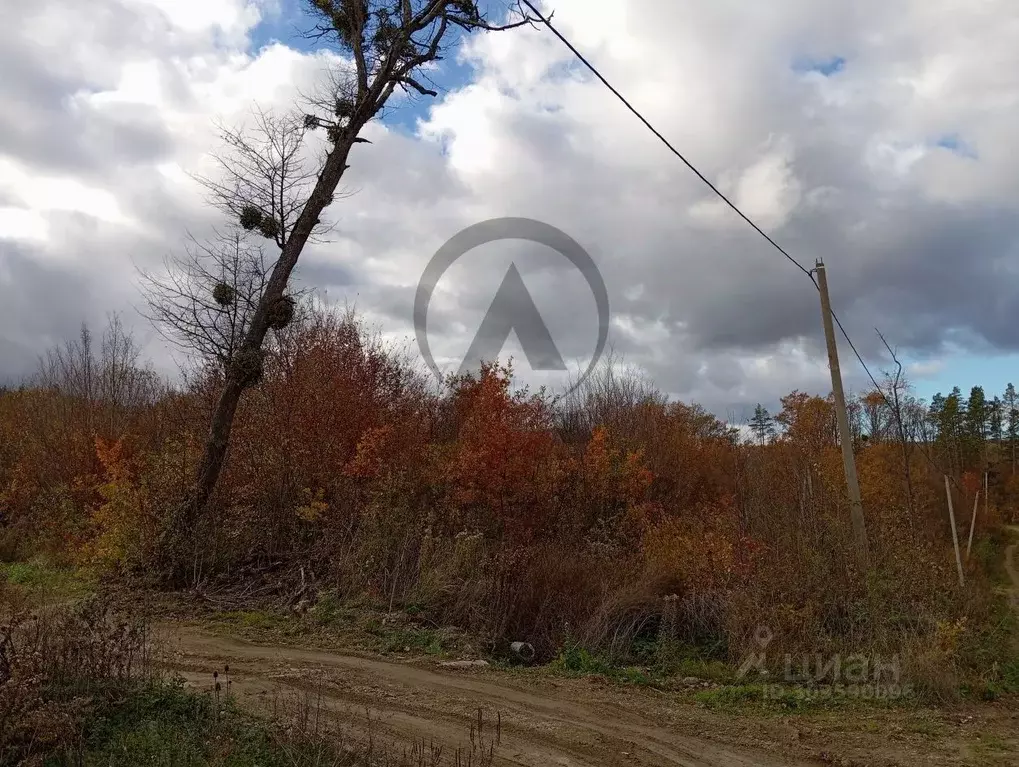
[945,476,965,587]
[814,260,870,571]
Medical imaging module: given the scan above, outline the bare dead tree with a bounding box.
[38,315,160,412]
[554,349,667,445]
[876,329,916,532]
[36,315,163,446]
[166,1,539,546]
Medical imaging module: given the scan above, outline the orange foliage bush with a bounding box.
[0,309,1011,667]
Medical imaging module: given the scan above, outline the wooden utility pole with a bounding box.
[966,491,979,560]
[814,260,870,571]
[944,476,965,587]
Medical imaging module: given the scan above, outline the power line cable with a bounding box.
[519,0,815,281]
[520,0,969,492]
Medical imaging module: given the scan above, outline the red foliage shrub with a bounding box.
[0,308,1010,670]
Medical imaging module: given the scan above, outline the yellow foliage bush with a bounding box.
[80,439,154,575]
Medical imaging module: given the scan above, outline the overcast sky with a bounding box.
[2,0,1019,419]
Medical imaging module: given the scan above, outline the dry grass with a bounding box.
[0,585,151,764]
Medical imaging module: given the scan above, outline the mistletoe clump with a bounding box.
[372,8,415,59]
[238,205,279,241]
[267,295,296,330]
[334,97,354,120]
[258,216,280,241]
[212,282,235,307]
[310,0,367,47]
[454,0,480,19]
[230,347,266,387]
[239,205,262,231]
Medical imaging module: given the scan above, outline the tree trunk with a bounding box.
[191,376,246,515]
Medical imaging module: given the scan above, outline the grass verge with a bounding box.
[50,676,345,766]
[0,558,95,602]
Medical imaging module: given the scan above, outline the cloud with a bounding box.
[3,0,1019,416]
[0,0,331,379]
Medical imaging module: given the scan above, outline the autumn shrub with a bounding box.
[0,308,1014,692]
[202,310,431,571]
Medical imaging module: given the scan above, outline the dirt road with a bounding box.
[160,626,818,767]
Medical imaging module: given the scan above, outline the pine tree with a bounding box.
[966,386,988,469]
[990,396,1004,446]
[750,404,776,446]
[929,392,945,427]
[931,388,964,474]
[1005,382,1018,474]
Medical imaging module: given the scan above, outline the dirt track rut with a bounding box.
[160,626,817,767]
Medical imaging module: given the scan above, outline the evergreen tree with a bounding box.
[966,386,988,439]
[932,388,964,474]
[966,385,988,468]
[750,404,776,446]
[929,392,945,431]
[990,396,1004,446]
[1005,382,1018,474]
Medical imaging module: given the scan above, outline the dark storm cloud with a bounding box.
[292,259,356,294]
[0,243,98,382]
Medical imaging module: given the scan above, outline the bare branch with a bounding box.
[397,75,438,97]
[191,108,330,250]
[139,231,275,369]
[876,327,917,528]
